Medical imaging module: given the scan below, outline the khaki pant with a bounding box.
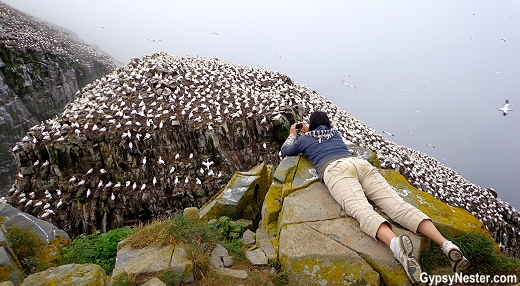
[323,157,429,240]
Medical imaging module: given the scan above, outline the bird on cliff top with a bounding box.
[158,157,165,165]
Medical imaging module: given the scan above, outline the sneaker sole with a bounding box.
[454,257,470,272]
[448,248,470,272]
[399,235,421,283]
[398,234,414,256]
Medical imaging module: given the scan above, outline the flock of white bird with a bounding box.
[4,51,519,256]
[0,3,117,70]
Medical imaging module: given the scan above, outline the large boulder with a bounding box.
[0,203,71,285]
[199,162,272,228]
[0,227,24,285]
[112,243,194,285]
[20,264,109,286]
[0,203,69,244]
[259,154,500,285]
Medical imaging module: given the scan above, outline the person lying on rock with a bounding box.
[280,110,469,283]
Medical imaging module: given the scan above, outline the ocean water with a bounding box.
[3,0,519,210]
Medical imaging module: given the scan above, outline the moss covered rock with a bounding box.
[261,155,500,285]
[20,263,109,286]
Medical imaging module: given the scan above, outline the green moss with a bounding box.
[261,183,283,228]
[5,225,44,275]
[0,265,13,281]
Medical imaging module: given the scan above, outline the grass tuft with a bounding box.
[421,230,520,276]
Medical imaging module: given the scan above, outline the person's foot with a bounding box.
[393,234,421,283]
[442,241,470,272]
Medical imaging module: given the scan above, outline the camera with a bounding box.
[295,123,302,130]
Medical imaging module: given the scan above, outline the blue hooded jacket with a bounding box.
[280,125,352,179]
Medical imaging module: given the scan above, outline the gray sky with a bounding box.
[3,0,520,209]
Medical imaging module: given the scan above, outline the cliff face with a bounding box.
[0,2,119,195]
[7,52,302,238]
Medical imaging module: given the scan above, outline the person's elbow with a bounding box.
[280,147,297,157]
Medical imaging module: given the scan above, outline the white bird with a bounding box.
[86,189,91,198]
[141,184,146,190]
[158,157,165,165]
[498,99,512,116]
[174,176,179,185]
[86,168,94,175]
[143,156,147,165]
[341,80,357,89]
[68,176,76,183]
[100,168,107,174]
[153,177,157,186]
[382,130,395,136]
[111,193,116,201]
[56,199,63,208]
[202,159,214,170]
[427,143,436,148]
[132,182,137,191]
[169,166,175,174]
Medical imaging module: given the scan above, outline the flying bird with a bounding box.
[340,80,357,89]
[382,130,395,136]
[497,99,512,116]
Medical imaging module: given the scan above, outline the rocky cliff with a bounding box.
[4,49,519,257]
[0,2,119,196]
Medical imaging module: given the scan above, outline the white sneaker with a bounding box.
[442,241,470,272]
[393,234,421,283]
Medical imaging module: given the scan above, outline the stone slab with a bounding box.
[279,223,379,285]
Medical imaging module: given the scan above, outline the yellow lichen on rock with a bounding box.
[381,169,497,246]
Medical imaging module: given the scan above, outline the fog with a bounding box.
[3,0,520,209]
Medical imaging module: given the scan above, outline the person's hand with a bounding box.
[290,122,308,135]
